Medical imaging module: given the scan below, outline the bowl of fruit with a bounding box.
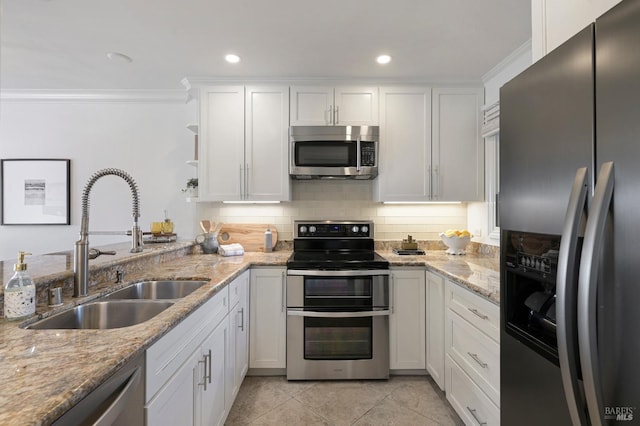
[439,229,472,255]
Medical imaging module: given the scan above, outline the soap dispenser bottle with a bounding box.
[264,227,273,252]
[4,251,36,320]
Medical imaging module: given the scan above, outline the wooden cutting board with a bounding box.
[216,224,278,252]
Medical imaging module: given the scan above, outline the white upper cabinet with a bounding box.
[432,87,484,202]
[532,0,622,61]
[198,85,290,202]
[290,86,378,126]
[376,86,483,202]
[375,86,433,201]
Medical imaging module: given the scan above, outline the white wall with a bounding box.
[0,95,197,260]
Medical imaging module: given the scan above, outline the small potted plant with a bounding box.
[182,178,198,197]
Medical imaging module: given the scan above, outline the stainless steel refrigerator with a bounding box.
[500,0,640,424]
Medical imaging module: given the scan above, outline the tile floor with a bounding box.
[225,375,464,426]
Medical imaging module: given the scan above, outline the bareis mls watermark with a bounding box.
[605,406,634,422]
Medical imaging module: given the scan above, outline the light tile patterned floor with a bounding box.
[225,376,464,426]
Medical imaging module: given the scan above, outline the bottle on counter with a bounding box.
[264,227,273,252]
[4,251,36,320]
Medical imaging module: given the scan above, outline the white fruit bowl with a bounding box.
[439,233,471,255]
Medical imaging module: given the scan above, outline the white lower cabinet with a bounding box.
[228,270,250,405]
[425,270,446,390]
[249,267,287,370]
[389,268,426,370]
[445,280,500,425]
[145,272,251,426]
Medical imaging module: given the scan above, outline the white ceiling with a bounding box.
[1,0,531,91]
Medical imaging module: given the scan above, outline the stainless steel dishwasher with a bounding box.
[52,354,144,426]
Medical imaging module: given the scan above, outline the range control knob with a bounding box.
[299,226,307,234]
[309,226,317,233]
[352,226,360,233]
[361,225,369,234]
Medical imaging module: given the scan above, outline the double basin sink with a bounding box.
[26,280,209,330]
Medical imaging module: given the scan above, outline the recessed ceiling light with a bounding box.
[106,52,133,63]
[225,54,241,64]
[376,55,392,65]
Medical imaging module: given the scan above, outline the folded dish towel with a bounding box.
[219,243,245,257]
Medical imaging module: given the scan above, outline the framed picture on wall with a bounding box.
[1,159,71,225]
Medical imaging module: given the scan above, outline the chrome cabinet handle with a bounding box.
[198,355,208,390]
[287,269,390,277]
[245,162,250,199]
[390,273,395,314]
[206,349,212,385]
[238,307,245,331]
[356,136,361,171]
[281,271,286,312]
[433,165,440,200]
[327,105,333,125]
[579,161,614,426]
[466,407,487,426]
[239,164,243,199]
[468,307,488,320]
[335,105,339,124]
[557,167,589,426]
[467,352,488,369]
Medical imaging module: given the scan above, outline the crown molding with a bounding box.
[482,39,532,83]
[0,89,187,103]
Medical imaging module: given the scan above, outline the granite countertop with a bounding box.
[0,243,498,425]
[381,250,500,304]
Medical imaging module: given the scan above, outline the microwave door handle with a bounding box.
[356,136,361,172]
[578,161,614,426]
[556,167,589,426]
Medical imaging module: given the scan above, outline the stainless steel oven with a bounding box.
[286,220,390,380]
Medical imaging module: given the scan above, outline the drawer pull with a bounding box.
[467,352,488,368]
[468,307,488,320]
[466,407,487,425]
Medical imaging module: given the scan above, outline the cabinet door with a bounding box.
[334,86,379,126]
[375,87,432,201]
[146,349,198,426]
[426,271,446,390]
[290,86,334,125]
[432,87,484,201]
[389,269,426,370]
[245,86,290,201]
[199,317,228,426]
[199,86,245,201]
[227,271,249,403]
[250,268,287,369]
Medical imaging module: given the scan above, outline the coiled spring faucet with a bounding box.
[74,168,143,297]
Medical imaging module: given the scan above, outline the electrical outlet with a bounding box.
[474,229,482,237]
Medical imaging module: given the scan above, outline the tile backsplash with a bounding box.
[196,180,468,242]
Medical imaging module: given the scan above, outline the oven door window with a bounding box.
[304,277,372,308]
[304,316,372,360]
[294,141,357,167]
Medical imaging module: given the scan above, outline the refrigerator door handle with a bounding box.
[578,161,614,426]
[556,167,590,426]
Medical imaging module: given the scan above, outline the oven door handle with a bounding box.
[287,309,391,318]
[286,269,390,277]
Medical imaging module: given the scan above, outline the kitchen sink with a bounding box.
[26,300,174,330]
[102,280,209,300]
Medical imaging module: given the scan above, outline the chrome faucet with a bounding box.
[74,168,143,297]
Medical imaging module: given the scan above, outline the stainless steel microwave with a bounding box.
[289,125,379,179]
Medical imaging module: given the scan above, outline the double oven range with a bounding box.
[286,220,390,380]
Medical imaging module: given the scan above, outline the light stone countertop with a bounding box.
[0,243,498,425]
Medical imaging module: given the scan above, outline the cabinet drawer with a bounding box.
[446,281,499,342]
[447,310,500,406]
[146,286,228,401]
[446,355,500,426]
